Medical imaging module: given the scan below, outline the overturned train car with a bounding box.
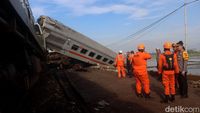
[38,16,117,68]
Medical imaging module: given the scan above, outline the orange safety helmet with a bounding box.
[163,42,172,49]
[137,44,145,50]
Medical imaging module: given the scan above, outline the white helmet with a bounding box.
[119,50,123,54]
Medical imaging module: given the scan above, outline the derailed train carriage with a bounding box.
[38,16,117,69]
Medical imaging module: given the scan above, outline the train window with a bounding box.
[89,52,95,57]
[96,55,102,60]
[71,45,79,51]
[108,60,114,64]
[80,49,88,54]
[103,58,108,62]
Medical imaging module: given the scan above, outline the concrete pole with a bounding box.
[184,0,188,50]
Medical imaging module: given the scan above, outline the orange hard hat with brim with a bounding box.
[163,42,172,49]
[137,44,145,50]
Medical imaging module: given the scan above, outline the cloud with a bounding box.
[124,0,146,5]
[48,0,149,18]
[147,0,170,7]
[29,0,173,20]
[131,15,161,20]
[73,4,149,18]
[51,0,97,9]
[29,0,170,19]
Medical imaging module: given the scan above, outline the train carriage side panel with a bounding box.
[38,16,117,66]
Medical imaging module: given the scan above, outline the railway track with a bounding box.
[53,70,91,113]
[0,68,92,113]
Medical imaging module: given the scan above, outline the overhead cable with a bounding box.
[106,0,200,47]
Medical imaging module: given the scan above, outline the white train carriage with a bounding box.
[38,16,117,66]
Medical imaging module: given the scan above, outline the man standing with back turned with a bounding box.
[115,50,126,78]
[132,44,152,98]
[158,42,179,103]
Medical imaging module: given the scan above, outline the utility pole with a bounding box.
[184,0,188,50]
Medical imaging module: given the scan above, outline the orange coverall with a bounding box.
[158,51,179,95]
[132,52,151,94]
[115,54,126,78]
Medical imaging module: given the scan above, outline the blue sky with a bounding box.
[29,0,200,52]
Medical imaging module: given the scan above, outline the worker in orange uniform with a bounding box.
[115,50,126,78]
[158,42,179,103]
[132,44,151,98]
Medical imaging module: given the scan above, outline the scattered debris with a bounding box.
[70,101,76,105]
[90,64,117,72]
[94,107,100,111]
[97,100,110,109]
[189,80,200,88]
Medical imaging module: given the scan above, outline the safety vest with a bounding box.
[183,51,189,61]
[115,54,125,66]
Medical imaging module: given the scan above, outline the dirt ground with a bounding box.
[68,69,200,113]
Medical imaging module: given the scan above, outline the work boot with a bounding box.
[137,93,143,98]
[144,93,151,99]
[161,95,169,103]
[181,94,188,98]
[184,94,188,98]
[170,95,175,102]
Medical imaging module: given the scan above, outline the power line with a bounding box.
[106,0,200,47]
[108,22,163,48]
[108,18,166,48]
